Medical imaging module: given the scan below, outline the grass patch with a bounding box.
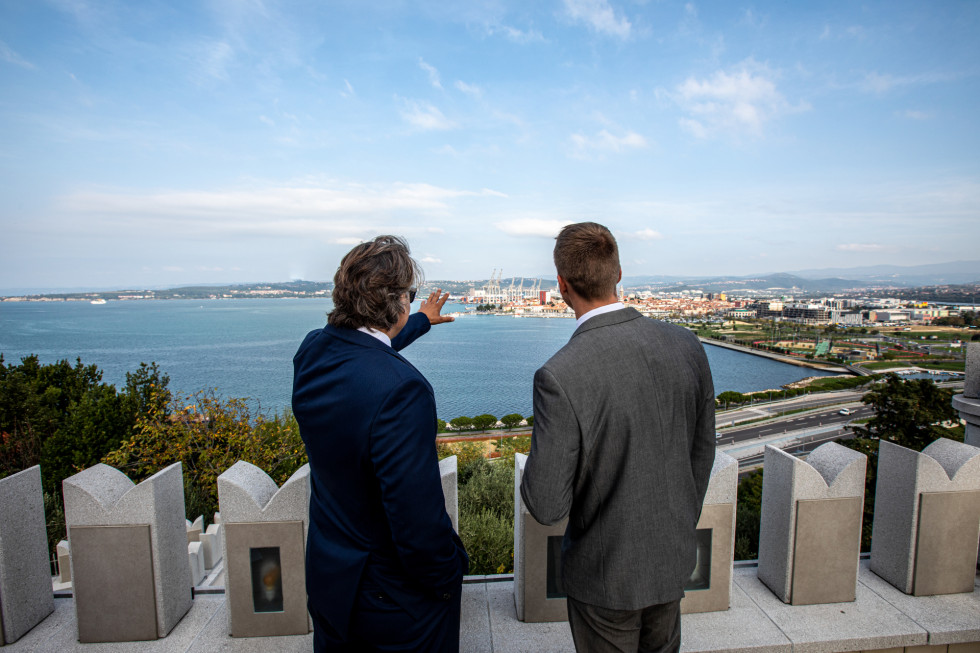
[860,361,913,370]
[916,361,966,372]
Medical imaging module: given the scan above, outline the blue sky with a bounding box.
[1,0,978,291]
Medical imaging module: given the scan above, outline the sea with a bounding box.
[0,298,836,420]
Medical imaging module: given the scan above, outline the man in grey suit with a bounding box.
[520,222,716,653]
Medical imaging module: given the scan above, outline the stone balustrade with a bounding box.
[0,426,976,648]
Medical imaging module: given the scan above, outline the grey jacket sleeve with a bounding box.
[690,346,716,511]
[520,366,579,526]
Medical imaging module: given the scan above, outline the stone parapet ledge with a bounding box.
[1,567,977,651]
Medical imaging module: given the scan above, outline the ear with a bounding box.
[617,268,622,283]
[557,274,569,294]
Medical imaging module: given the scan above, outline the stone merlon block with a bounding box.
[702,450,738,506]
[63,462,191,638]
[0,466,55,644]
[953,343,980,448]
[217,461,312,638]
[757,442,867,604]
[216,462,310,527]
[870,438,980,596]
[440,455,459,533]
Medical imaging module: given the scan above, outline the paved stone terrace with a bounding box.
[5,562,978,652]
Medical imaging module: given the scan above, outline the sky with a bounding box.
[1,0,979,291]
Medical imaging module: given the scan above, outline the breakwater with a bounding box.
[698,337,853,374]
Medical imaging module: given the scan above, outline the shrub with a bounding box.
[436,441,486,479]
[459,508,514,575]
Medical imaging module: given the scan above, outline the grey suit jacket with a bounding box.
[520,307,715,610]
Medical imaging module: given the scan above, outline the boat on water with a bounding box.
[90,299,107,305]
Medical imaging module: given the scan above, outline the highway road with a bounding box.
[715,404,874,446]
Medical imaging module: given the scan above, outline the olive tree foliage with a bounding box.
[104,389,308,525]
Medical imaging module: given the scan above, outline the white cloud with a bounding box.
[632,228,664,241]
[340,79,355,98]
[259,115,275,127]
[421,255,442,263]
[497,25,545,44]
[0,40,35,69]
[58,181,505,239]
[193,40,234,83]
[563,0,631,39]
[495,219,570,237]
[900,109,930,120]
[673,60,808,138]
[570,129,647,158]
[861,71,957,95]
[419,58,442,89]
[455,80,482,97]
[400,99,455,130]
[836,243,885,252]
[334,237,363,245]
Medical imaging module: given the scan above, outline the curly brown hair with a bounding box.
[328,236,423,331]
[553,222,620,301]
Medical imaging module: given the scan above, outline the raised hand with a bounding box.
[418,288,455,325]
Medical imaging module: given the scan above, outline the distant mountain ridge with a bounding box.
[621,260,980,293]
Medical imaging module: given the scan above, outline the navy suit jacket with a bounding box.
[292,312,468,638]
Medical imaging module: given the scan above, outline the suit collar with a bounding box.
[570,306,642,339]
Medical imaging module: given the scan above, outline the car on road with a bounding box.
[839,408,852,416]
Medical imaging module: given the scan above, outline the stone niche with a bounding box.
[63,463,191,643]
[217,461,311,638]
[440,455,459,533]
[513,453,568,623]
[681,451,738,614]
[757,442,867,605]
[0,466,55,645]
[513,451,738,623]
[870,438,980,596]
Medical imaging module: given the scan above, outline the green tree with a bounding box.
[472,414,498,431]
[436,418,447,432]
[104,390,307,522]
[500,413,524,429]
[525,415,534,426]
[853,374,958,451]
[450,416,474,430]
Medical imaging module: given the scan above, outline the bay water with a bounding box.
[0,299,834,420]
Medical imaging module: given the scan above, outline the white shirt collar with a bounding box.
[357,326,392,348]
[575,302,626,329]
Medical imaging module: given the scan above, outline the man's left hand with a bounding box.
[419,289,455,325]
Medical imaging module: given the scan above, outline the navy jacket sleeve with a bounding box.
[369,376,465,593]
[390,312,431,351]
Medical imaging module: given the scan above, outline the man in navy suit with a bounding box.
[293,236,468,652]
